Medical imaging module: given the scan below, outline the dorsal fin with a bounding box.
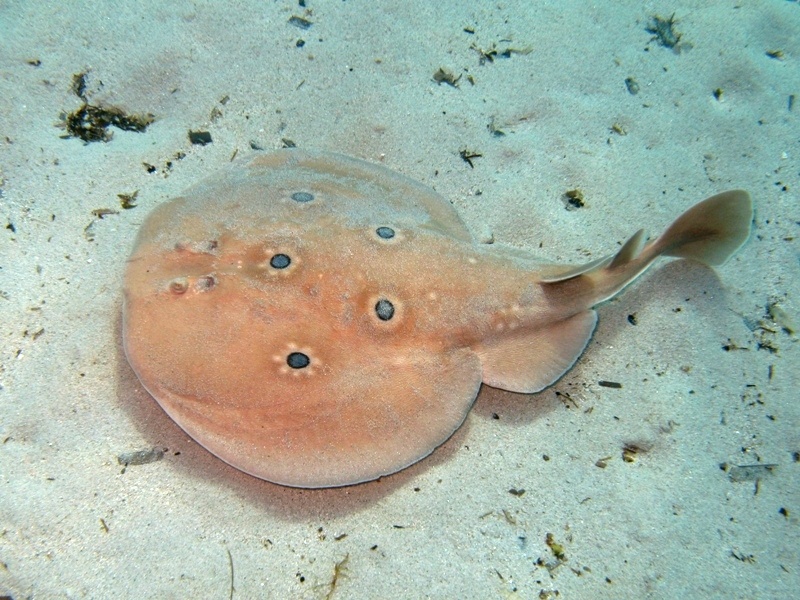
[608,229,646,270]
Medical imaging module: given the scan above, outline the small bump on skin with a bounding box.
[491,306,524,332]
[375,299,395,321]
[376,226,395,240]
[291,191,314,203]
[270,253,291,269]
[174,239,218,254]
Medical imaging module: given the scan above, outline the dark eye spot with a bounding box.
[291,191,314,203]
[376,226,395,239]
[287,352,310,369]
[270,253,291,269]
[375,299,395,321]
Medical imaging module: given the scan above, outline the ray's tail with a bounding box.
[479,190,752,395]
[597,189,752,302]
[543,190,753,305]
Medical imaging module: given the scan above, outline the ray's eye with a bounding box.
[196,275,216,290]
[291,191,314,203]
[375,299,395,321]
[270,253,291,269]
[375,226,395,239]
[287,352,310,369]
[169,278,188,294]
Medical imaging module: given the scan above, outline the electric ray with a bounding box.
[123,150,752,488]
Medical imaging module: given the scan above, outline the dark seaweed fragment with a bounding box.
[71,71,88,99]
[564,188,585,210]
[189,130,213,145]
[62,103,154,143]
[433,67,461,87]
[624,77,640,95]
[646,13,684,50]
[288,15,313,29]
[459,149,482,168]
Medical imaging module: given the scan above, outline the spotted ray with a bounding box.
[123,150,752,488]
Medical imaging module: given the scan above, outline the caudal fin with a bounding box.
[653,189,753,266]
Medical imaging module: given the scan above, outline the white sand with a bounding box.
[1,1,797,598]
